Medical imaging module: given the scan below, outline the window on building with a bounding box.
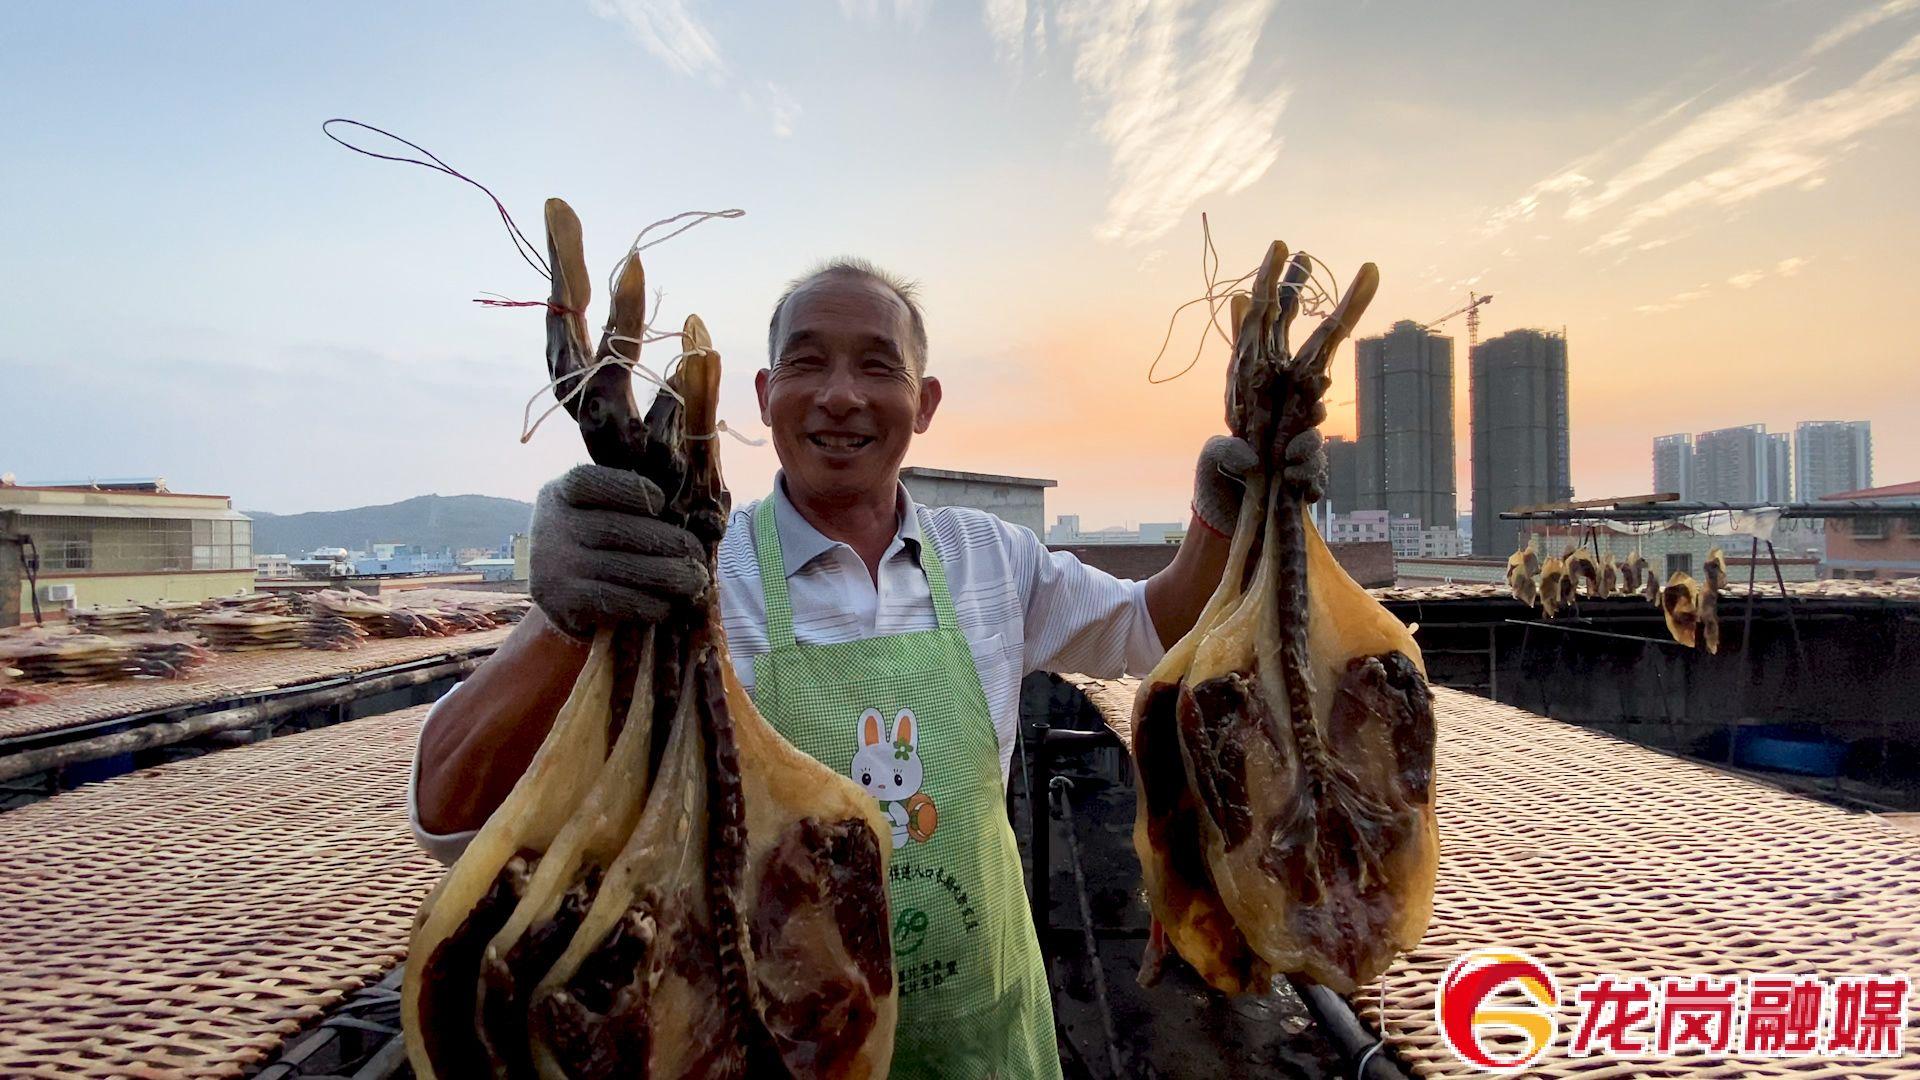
[22,515,251,573]
[1666,552,1693,578]
[1851,516,1886,540]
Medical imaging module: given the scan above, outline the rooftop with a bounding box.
[899,466,1057,489]
[1822,479,1920,501]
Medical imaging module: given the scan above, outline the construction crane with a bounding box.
[1421,292,1494,351]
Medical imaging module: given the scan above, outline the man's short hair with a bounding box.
[767,258,929,374]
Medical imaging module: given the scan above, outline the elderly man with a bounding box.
[412,258,1297,1077]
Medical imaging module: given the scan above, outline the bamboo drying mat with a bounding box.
[0,705,439,1079]
[1061,675,1920,1077]
[0,626,510,743]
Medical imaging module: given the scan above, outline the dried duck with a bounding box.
[1538,556,1572,618]
[1129,241,1437,996]
[1700,548,1728,654]
[1565,547,1601,597]
[1661,573,1703,649]
[1505,542,1540,607]
[1617,552,1646,597]
[403,199,896,1078]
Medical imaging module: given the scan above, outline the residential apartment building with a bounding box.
[1794,421,1873,501]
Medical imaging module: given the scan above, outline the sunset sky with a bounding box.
[5,1,1919,531]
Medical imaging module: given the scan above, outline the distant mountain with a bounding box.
[245,494,534,556]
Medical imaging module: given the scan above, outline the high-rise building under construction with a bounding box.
[1324,434,1360,514]
[1355,320,1456,533]
[1470,328,1572,556]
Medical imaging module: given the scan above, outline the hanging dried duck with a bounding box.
[1700,548,1728,654]
[1129,240,1437,997]
[1662,573,1703,649]
[1505,541,1540,607]
[1538,556,1572,619]
[1566,547,1601,597]
[1618,551,1646,597]
[403,199,896,1079]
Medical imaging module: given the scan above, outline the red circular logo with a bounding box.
[1436,948,1562,1073]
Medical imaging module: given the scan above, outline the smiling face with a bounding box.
[756,273,941,510]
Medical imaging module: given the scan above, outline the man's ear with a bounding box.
[755,367,772,426]
[914,376,942,434]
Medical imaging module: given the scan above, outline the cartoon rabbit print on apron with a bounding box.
[850,708,938,850]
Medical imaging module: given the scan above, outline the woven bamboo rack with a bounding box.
[1063,676,1920,1078]
[0,706,441,1079]
[0,626,511,743]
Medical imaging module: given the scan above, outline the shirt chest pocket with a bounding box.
[962,631,1018,704]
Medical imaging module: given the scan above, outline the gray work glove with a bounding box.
[1191,431,1328,536]
[529,465,710,640]
[1192,435,1260,536]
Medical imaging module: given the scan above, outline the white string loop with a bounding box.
[1148,213,1346,385]
[605,208,746,295]
[519,334,768,448]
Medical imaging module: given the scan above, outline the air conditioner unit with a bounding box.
[39,583,77,604]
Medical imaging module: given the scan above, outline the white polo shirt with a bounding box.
[409,475,1165,863]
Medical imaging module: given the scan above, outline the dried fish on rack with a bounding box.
[191,612,308,652]
[205,592,295,616]
[390,588,534,629]
[1130,240,1437,998]
[120,633,215,679]
[304,615,371,651]
[0,629,135,682]
[144,599,213,630]
[310,589,464,638]
[0,672,50,709]
[71,605,159,635]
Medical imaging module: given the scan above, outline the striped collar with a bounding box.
[768,472,924,578]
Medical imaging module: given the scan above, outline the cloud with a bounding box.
[763,81,801,138]
[839,0,932,28]
[1809,0,1920,55]
[1564,76,1802,224]
[992,0,1289,245]
[1635,284,1713,314]
[983,0,1031,63]
[588,1,809,136]
[1586,32,1920,251]
[1483,8,1920,264]
[1484,170,1593,234]
[1726,256,1810,290]
[587,0,726,78]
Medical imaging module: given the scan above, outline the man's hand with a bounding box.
[1190,430,1329,538]
[530,465,710,639]
[1191,435,1260,536]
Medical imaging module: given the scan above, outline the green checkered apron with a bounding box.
[749,498,1059,1080]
